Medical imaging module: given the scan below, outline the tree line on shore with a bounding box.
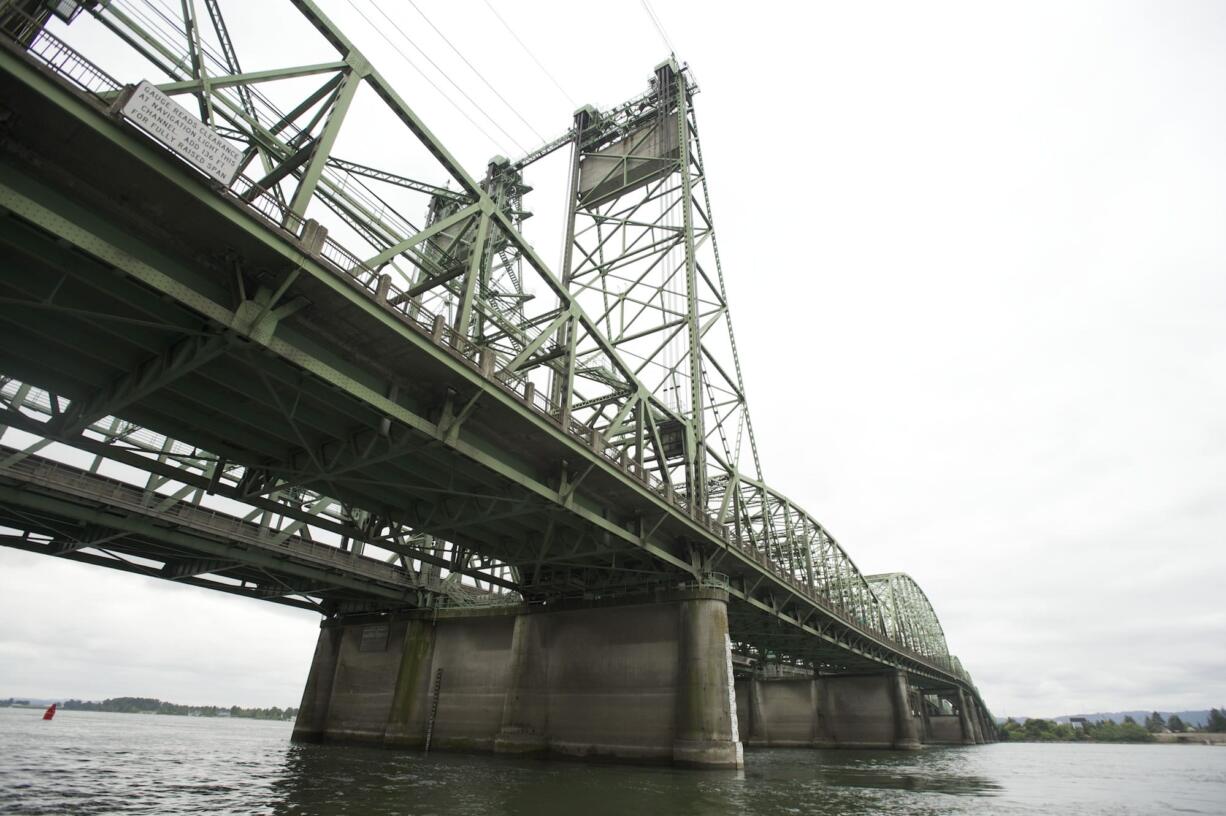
[59,697,298,720]
[999,708,1226,742]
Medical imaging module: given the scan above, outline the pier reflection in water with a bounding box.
[1,709,1223,815]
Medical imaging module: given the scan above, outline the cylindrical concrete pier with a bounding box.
[672,592,744,768]
[890,671,922,750]
[965,695,985,744]
[953,688,975,745]
[975,701,994,743]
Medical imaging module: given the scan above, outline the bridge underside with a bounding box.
[0,28,995,767]
[0,447,435,612]
[0,45,689,605]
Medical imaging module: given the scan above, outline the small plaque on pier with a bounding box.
[359,623,389,652]
[120,80,242,185]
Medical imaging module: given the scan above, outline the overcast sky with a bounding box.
[2,0,1224,719]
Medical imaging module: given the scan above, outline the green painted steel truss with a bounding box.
[0,0,989,710]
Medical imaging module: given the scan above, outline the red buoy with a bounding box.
[42,703,56,720]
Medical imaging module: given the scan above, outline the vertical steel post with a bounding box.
[453,210,491,337]
[802,516,816,593]
[669,60,706,510]
[180,0,212,124]
[550,106,591,425]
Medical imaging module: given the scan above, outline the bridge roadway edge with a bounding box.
[0,38,996,754]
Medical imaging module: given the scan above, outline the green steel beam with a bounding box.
[52,332,230,437]
[138,61,348,96]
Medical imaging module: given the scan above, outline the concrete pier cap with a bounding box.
[293,586,744,769]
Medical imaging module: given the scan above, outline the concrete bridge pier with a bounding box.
[819,671,922,750]
[735,676,820,748]
[913,687,931,744]
[968,699,987,744]
[735,671,922,750]
[971,696,996,743]
[956,688,983,744]
[890,672,925,750]
[918,691,961,745]
[292,625,344,742]
[672,594,745,768]
[291,588,744,769]
[492,612,549,755]
[919,691,964,745]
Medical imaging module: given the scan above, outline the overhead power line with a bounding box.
[342,0,515,156]
[480,0,578,109]
[404,0,548,144]
[640,0,677,58]
[366,0,528,154]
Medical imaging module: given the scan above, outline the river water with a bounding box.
[1,708,1223,815]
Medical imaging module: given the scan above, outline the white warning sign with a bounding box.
[121,80,242,185]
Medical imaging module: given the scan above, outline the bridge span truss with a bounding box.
[0,0,994,765]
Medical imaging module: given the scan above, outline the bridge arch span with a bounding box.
[865,572,951,663]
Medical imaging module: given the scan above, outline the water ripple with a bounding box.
[1,710,1224,815]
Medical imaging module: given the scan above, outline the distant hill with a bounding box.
[997,710,1213,727]
[1055,710,1211,727]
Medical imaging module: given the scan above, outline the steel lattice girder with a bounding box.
[866,572,953,662]
[0,381,519,612]
[0,0,987,698]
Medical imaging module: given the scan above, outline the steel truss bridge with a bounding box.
[0,0,990,708]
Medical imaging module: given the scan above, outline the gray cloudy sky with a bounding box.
[2,0,1225,718]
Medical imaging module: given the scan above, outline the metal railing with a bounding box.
[17,25,120,100]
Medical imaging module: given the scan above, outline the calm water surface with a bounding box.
[1,708,1223,815]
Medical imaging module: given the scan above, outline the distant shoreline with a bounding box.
[1154,733,1226,745]
[1,697,297,721]
[1000,736,1226,745]
[1,705,295,722]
